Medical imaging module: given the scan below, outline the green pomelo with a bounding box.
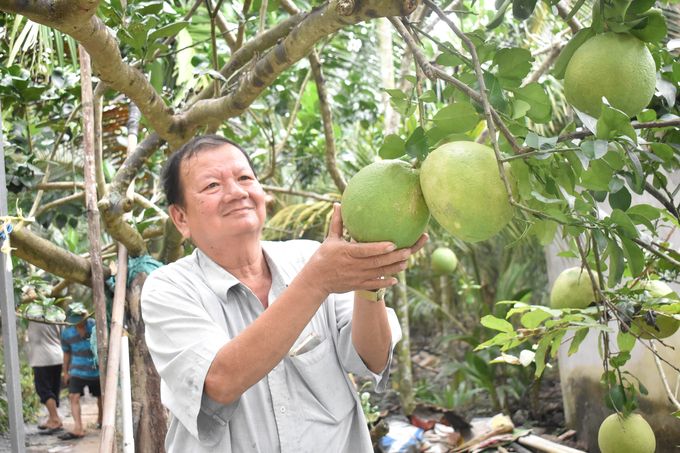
[550,267,598,309]
[341,160,430,249]
[630,280,679,339]
[598,413,656,453]
[419,142,513,243]
[431,247,458,275]
[564,32,656,118]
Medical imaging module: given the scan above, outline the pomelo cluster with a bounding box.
[341,141,514,249]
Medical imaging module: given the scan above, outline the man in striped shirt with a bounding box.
[59,310,102,440]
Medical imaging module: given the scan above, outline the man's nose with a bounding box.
[222,180,248,199]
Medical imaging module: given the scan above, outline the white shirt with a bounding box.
[141,239,402,452]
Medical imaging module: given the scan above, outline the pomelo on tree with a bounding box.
[341,160,429,249]
[629,280,679,340]
[430,247,458,274]
[550,267,598,309]
[564,32,656,118]
[419,141,513,243]
[598,413,656,453]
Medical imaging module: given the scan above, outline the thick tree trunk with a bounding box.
[126,273,167,452]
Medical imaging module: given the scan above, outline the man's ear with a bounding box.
[168,204,191,239]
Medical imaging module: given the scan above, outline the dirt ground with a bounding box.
[0,392,101,453]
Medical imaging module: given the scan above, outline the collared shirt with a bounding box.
[61,318,99,379]
[141,239,402,453]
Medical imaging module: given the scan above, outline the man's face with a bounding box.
[168,144,267,251]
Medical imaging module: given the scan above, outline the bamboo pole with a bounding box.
[99,245,128,452]
[0,101,26,452]
[120,335,135,452]
[78,43,110,397]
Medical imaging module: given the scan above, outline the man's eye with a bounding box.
[239,175,253,181]
[205,182,219,190]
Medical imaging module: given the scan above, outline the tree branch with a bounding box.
[178,0,417,130]
[390,16,523,154]
[309,50,346,193]
[11,227,101,287]
[35,192,85,217]
[261,184,339,202]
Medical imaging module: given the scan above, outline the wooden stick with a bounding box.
[99,245,128,453]
[78,44,109,388]
[518,434,587,453]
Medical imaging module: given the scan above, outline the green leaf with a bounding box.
[550,331,566,358]
[609,187,631,211]
[487,0,512,29]
[610,209,639,238]
[620,236,645,277]
[379,134,406,159]
[568,328,589,356]
[552,28,595,79]
[475,332,515,350]
[520,309,552,329]
[432,102,480,134]
[581,160,614,191]
[148,21,190,42]
[483,73,508,112]
[511,100,531,119]
[435,52,464,68]
[626,204,661,224]
[493,48,533,85]
[385,89,407,100]
[529,219,558,245]
[512,83,551,123]
[630,9,668,43]
[605,384,627,412]
[626,0,655,15]
[481,314,514,333]
[607,238,625,287]
[405,127,428,161]
[617,331,636,353]
[513,0,538,20]
[534,333,554,377]
[596,105,637,142]
[650,143,674,164]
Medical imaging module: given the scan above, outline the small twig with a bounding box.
[389,16,523,154]
[260,184,338,202]
[555,119,680,144]
[633,238,680,268]
[500,147,580,162]
[649,339,680,410]
[555,0,583,34]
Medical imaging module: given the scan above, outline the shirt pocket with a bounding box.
[287,336,355,423]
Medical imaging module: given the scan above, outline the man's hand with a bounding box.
[62,372,70,386]
[299,203,428,297]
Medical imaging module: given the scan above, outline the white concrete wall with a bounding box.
[545,171,680,451]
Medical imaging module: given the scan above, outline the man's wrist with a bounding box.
[356,288,386,302]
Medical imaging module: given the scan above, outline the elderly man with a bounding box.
[141,135,426,452]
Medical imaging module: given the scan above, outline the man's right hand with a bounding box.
[299,203,423,297]
[62,372,70,386]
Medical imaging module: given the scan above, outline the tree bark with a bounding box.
[80,44,109,389]
[10,227,106,286]
[309,50,346,193]
[126,273,167,452]
[394,270,415,415]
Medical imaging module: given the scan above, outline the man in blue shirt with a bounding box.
[59,309,102,440]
